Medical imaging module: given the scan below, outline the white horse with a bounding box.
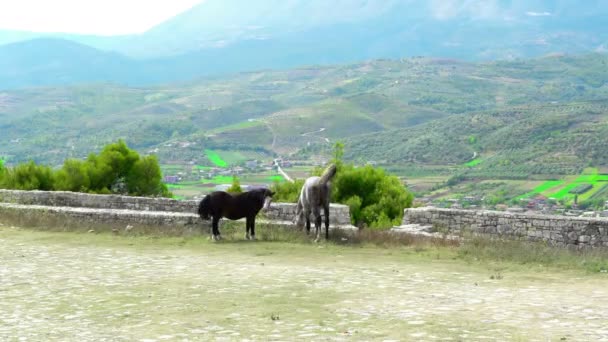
[294,164,337,241]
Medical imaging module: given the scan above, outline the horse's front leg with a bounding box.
[212,216,221,241]
[245,216,251,240]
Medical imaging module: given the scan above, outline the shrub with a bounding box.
[0,158,5,183]
[332,163,413,229]
[271,179,305,202]
[0,140,171,198]
[271,142,414,229]
[54,159,91,192]
[126,155,171,197]
[226,176,243,193]
[0,161,54,191]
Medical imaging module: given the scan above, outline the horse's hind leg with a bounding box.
[245,217,256,240]
[305,209,312,235]
[249,216,256,240]
[324,203,330,240]
[212,216,221,241]
[313,207,322,242]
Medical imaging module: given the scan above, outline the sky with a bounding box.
[0,0,204,35]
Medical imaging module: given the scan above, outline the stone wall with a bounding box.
[0,189,352,227]
[403,207,608,248]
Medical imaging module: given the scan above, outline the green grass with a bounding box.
[465,159,482,167]
[515,172,608,202]
[551,184,585,200]
[205,149,228,168]
[267,175,284,182]
[547,174,608,200]
[199,175,234,185]
[516,180,565,200]
[166,184,186,189]
[203,149,250,168]
[160,164,184,173]
[217,151,248,165]
[582,167,600,175]
[590,183,608,200]
[208,120,263,134]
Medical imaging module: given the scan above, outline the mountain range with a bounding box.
[1,0,608,89]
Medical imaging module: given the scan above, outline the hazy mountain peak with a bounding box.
[0,0,607,89]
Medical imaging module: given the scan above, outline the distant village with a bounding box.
[161,157,301,194]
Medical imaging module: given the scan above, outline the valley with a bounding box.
[1,53,608,209]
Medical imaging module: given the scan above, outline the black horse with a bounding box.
[197,188,275,240]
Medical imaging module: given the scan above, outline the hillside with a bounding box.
[0,39,148,89]
[1,54,607,173]
[336,100,608,178]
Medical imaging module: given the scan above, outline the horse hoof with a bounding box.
[245,234,251,240]
[212,235,222,241]
[250,235,256,241]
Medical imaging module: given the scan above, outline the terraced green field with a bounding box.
[517,180,565,200]
[465,159,482,167]
[516,169,608,202]
[205,149,228,168]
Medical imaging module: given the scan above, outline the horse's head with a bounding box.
[293,202,305,228]
[294,212,306,228]
[262,188,275,211]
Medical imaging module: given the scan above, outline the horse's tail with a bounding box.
[198,195,211,220]
[317,164,337,187]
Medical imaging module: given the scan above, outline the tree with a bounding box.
[226,175,243,193]
[0,161,54,191]
[0,140,171,198]
[126,155,171,197]
[54,159,91,192]
[95,140,140,192]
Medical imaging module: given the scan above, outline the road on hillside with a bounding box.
[1,228,607,341]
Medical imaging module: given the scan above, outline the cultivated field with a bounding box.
[1,226,608,341]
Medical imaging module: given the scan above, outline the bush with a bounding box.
[271,142,414,229]
[0,161,54,190]
[332,164,413,229]
[0,158,5,183]
[54,159,91,192]
[0,140,171,198]
[271,179,305,203]
[226,176,243,193]
[126,155,171,197]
